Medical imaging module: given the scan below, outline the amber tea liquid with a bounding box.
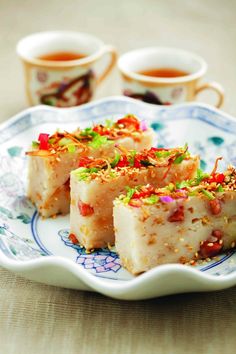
[38,51,86,61]
[138,68,189,78]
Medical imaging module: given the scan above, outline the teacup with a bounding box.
[17,31,117,107]
[118,47,224,107]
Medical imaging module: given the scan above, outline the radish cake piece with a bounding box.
[26,115,154,217]
[114,165,236,274]
[70,146,199,250]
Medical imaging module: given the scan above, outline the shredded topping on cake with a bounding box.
[26,131,87,156]
[26,115,148,156]
[117,163,236,207]
[72,145,192,182]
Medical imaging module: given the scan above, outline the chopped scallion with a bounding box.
[111,152,121,168]
[32,141,39,148]
[202,189,215,200]
[144,195,159,204]
[217,185,224,192]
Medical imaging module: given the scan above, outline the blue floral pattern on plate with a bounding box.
[59,229,121,274]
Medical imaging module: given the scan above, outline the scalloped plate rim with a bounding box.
[1,253,236,299]
[1,96,236,299]
[1,95,236,132]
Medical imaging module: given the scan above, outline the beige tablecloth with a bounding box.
[0,1,236,353]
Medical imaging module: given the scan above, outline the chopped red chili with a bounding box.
[92,126,111,136]
[69,233,78,244]
[211,229,223,240]
[132,185,154,199]
[38,133,50,150]
[78,156,93,167]
[209,198,221,215]
[133,157,142,168]
[78,201,94,216]
[209,173,225,184]
[200,229,223,258]
[168,205,184,222]
[149,147,168,152]
[117,115,140,130]
[116,155,129,168]
[200,242,222,258]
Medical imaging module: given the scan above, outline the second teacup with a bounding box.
[118,47,224,107]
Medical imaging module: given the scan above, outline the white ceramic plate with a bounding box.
[0,96,236,300]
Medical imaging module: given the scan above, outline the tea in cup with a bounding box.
[17,31,117,107]
[118,47,224,107]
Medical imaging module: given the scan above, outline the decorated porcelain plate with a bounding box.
[0,96,236,300]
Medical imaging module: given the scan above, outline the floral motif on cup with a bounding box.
[36,70,95,107]
[37,70,48,83]
[171,86,184,99]
[124,89,171,105]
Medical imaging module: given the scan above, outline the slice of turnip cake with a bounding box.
[26,115,154,217]
[114,164,236,274]
[70,146,199,250]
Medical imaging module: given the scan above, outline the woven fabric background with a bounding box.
[1,0,236,353]
[1,269,236,354]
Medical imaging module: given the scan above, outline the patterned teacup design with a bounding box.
[118,47,224,107]
[17,31,117,107]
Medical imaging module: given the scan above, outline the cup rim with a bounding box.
[16,30,106,68]
[118,47,208,84]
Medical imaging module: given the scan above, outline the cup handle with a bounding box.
[96,45,117,85]
[194,82,225,108]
